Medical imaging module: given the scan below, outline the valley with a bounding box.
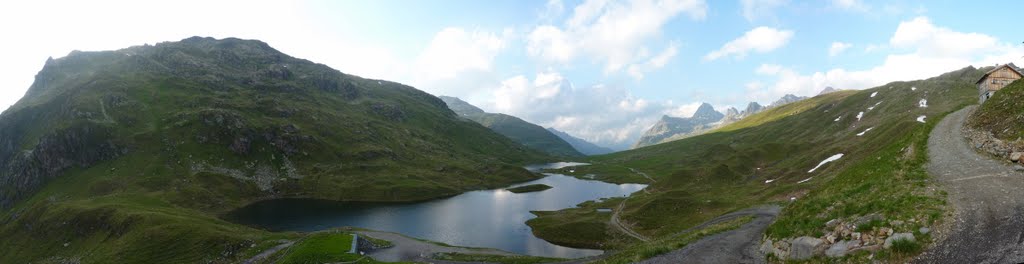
[0,34,1021,264]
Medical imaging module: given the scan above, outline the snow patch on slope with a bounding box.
[856,127,873,136]
[808,153,844,173]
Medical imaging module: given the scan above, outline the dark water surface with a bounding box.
[226,163,646,258]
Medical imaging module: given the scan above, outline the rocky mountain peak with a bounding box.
[771,94,808,107]
[692,103,724,121]
[819,86,839,95]
[725,107,740,117]
[744,102,764,115]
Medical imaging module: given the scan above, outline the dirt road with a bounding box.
[639,205,781,264]
[915,106,1024,263]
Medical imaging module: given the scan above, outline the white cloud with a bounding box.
[832,0,867,11]
[627,42,679,80]
[480,70,704,150]
[740,0,787,22]
[890,17,998,57]
[527,0,707,73]
[747,16,1024,103]
[829,42,853,57]
[407,27,517,103]
[539,0,566,22]
[755,64,784,75]
[527,26,575,64]
[414,27,507,82]
[704,27,794,61]
[663,102,704,117]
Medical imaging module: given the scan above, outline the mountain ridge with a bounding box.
[546,127,616,155]
[634,93,810,148]
[439,96,583,157]
[0,36,553,262]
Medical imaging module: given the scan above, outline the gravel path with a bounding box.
[639,205,781,264]
[241,240,293,264]
[915,106,1024,263]
[355,230,516,263]
[612,199,651,242]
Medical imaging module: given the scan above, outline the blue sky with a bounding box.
[1,0,1022,149]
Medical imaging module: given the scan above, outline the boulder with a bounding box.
[790,236,825,260]
[1012,152,1023,162]
[883,233,916,249]
[919,227,930,235]
[825,240,859,258]
[825,219,839,228]
[825,233,837,244]
[759,239,774,255]
[1015,165,1024,172]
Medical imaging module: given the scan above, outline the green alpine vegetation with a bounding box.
[527,66,982,260]
[968,79,1024,141]
[440,96,584,157]
[431,252,565,264]
[506,184,552,193]
[276,232,359,264]
[0,37,554,263]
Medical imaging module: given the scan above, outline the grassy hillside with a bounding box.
[968,79,1024,141]
[528,67,980,261]
[440,96,583,157]
[0,37,552,263]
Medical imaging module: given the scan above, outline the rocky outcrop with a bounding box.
[634,103,723,148]
[764,215,929,260]
[0,123,124,208]
[634,93,804,148]
[789,236,825,260]
[883,233,915,249]
[771,94,808,107]
[964,126,1024,165]
[818,86,839,95]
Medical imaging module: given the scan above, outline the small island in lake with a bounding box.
[506,184,553,193]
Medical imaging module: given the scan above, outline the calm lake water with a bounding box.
[225,163,647,258]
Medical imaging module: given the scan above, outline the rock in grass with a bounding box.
[790,236,825,260]
[883,233,915,249]
[759,239,774,255]
[506,184,553,193]
[825,240,858,257]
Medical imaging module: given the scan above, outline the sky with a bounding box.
[1,0,1022,150]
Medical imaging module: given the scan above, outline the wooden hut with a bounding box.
[977,63,1023,103]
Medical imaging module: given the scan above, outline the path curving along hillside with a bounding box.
[639,205,780,264]
[915,106,1024,263]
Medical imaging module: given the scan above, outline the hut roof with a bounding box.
[976,63,1024,84]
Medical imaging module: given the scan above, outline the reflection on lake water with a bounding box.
[226,163,646,258]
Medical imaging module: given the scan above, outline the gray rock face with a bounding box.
[819,86,839,95]
[692,103,726,121]
[883,233,916,249]
[771,94,808,107]
[633,103,723,148]
[790,236,825,260]
[0,122,124,209]
[825,240,858,257]
[759,239,774,255]
[724,107,740,120]
[743,102,764,115]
